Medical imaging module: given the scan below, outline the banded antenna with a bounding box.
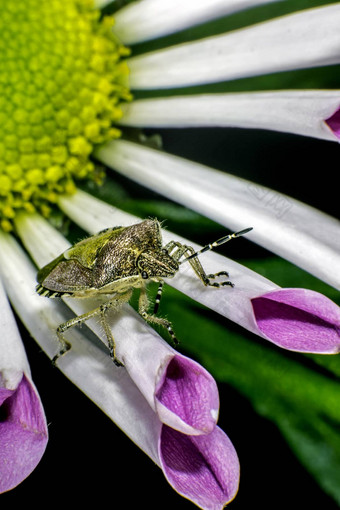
[180,227,253,264]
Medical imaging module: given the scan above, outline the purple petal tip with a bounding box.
[155,355,219,434]
[160,425,240,510]
[0,374,48,493]
[252,288,340,354]
[325,107,340,140]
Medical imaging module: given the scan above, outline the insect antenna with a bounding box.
[180,227,253,264]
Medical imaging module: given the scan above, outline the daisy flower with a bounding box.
[0,0,339,508]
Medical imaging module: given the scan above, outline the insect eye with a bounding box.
[141,271,148,279]
[162,248,168,254]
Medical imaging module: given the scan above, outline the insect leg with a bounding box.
[54,331,71,365]
[139,285,178,345]
[99,291,133,367]
[176,228,252,286]
[54,307,104,365]
[54,292,132,367]
[155,241,188,314]
[153,280,164,313]
[188,251,234,288]
[163,240,190,260]
[164,240,232,286]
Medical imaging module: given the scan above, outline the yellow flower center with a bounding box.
[0,0,131,231]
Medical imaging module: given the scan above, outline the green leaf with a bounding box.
[280,414,340,504]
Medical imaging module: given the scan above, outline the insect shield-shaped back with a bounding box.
[36,226,125,295]
[36,219,169,295]
[36,252,94,295]
[90,219,167,286]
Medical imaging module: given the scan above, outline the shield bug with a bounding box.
[36,219,252,366]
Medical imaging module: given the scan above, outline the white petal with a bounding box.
[95,140,340,289]
[120,90,340,141]
[0,280,30,389]
[127,4,340,89]
[0,230,162,465]
[113,0,278,45]
[57,189,278,337]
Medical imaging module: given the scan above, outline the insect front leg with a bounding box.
[163,240,191,260]
[187,248,234,288]
[152,240,192,313]
[139,285,178,345]
[168,242,234,288]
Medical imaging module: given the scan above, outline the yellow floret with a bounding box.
[0,0,130,230]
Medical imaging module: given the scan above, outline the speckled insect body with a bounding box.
[36,219,252,366]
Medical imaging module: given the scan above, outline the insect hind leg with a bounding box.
[53,306,105,366]
[53,310,100,366]
[53,328,71,365]
[53,292,132,367]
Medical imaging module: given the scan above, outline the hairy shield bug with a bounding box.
[36,219,252,366]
